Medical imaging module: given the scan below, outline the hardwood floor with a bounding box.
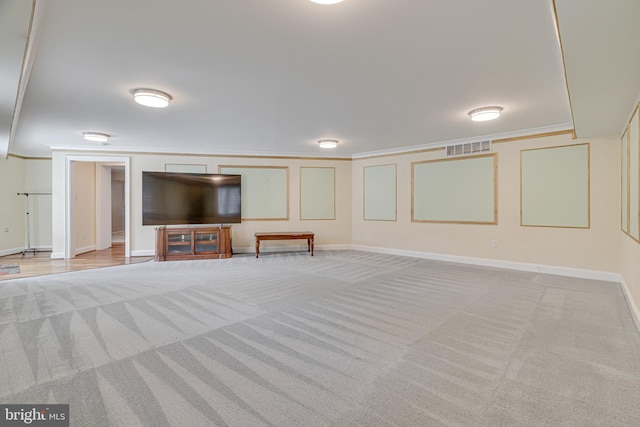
[0,243,153,281]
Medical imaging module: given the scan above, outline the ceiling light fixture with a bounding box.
[132,88,172,108]
[309,0,344,4]
[83,132,110,143]
[317,139,339,148]
[469,106,503,122]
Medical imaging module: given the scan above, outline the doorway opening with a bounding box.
[64,155,130,259]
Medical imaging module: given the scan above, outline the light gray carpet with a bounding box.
[1,250,640,426]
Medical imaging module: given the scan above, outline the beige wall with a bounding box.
[0,156,53,254]
[131,154,352,255]
[620,101,640,314]
[72,161,96,254]
[51,151,352,256]
[24,158,53,249]
[352,133,620,273]
[111,169,125,232]
[0,156,26,254]
[621,236,640,310]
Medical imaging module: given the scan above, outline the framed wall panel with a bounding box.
[630,107,640,241]
[300,167,335,220]
[364,164,397,221]
[412,153,497,224]
[165,163,207,173]
[219,166,288,220]
[622,127,629,234]
[521,143,589,228]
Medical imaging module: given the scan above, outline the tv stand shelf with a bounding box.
[155,226,231,261]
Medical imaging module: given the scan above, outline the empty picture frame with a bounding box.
[622,127,629,234]
[364,164,397,221]
[629,107,640,240]
[412,153,497,224]
[219,166,288,220]
[521,143,590,228]
[164,163,207,173]
[300,167,335,220]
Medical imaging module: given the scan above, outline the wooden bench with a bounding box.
[254,232,314,258]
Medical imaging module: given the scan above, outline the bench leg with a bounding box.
[255,240,260,258]
[310,237,314,256]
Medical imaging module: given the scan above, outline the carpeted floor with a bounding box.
[1,250,639,426]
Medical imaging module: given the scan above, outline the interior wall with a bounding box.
[51,152,66,258]
[72,161,96,254]
[131,154,352,255]
[95,164,112,251]
[51,151,352,257]
[111,168,125,233]
[352,133,620,274]
[24,158,53,249]
[620,98,640,311]
[0,156,26,255]
[48,135,622,283]
[621,236,640,310]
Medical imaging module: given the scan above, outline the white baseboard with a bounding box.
[351,244,620,282]
[131,250,155,257]
[0,247,25,257]
[0,246,52,257]
[75,245,96,256]
[619,276,640,333]
[233,243,351,255]
[50,252,65,259]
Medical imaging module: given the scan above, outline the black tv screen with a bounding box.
[142,172,241,225]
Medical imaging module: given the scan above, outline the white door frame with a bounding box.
[65,155,130,258]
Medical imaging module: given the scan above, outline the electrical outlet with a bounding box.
[492,239,498,248]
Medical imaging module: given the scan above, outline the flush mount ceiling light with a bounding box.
[309,0,344,4]
[317,139,339,148]
[83,132,110,143]
[132,88,172,108]
[469,106,503,122]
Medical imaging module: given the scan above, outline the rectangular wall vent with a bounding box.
[446,140,491,157]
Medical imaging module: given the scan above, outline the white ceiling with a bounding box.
[1,0,638,159]
[0,0,33,157]
[554,0,640,140]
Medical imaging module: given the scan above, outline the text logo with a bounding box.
[0,405,68,427]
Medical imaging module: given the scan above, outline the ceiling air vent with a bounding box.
[446,140,491,157]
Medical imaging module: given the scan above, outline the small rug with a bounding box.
[0,263,20,275]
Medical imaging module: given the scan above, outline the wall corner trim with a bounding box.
[619,276,640,334]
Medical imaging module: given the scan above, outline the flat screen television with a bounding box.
[142,171,241,225]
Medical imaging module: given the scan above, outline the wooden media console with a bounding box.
[155,226,232,261]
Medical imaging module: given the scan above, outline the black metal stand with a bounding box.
[17,192,52,255]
